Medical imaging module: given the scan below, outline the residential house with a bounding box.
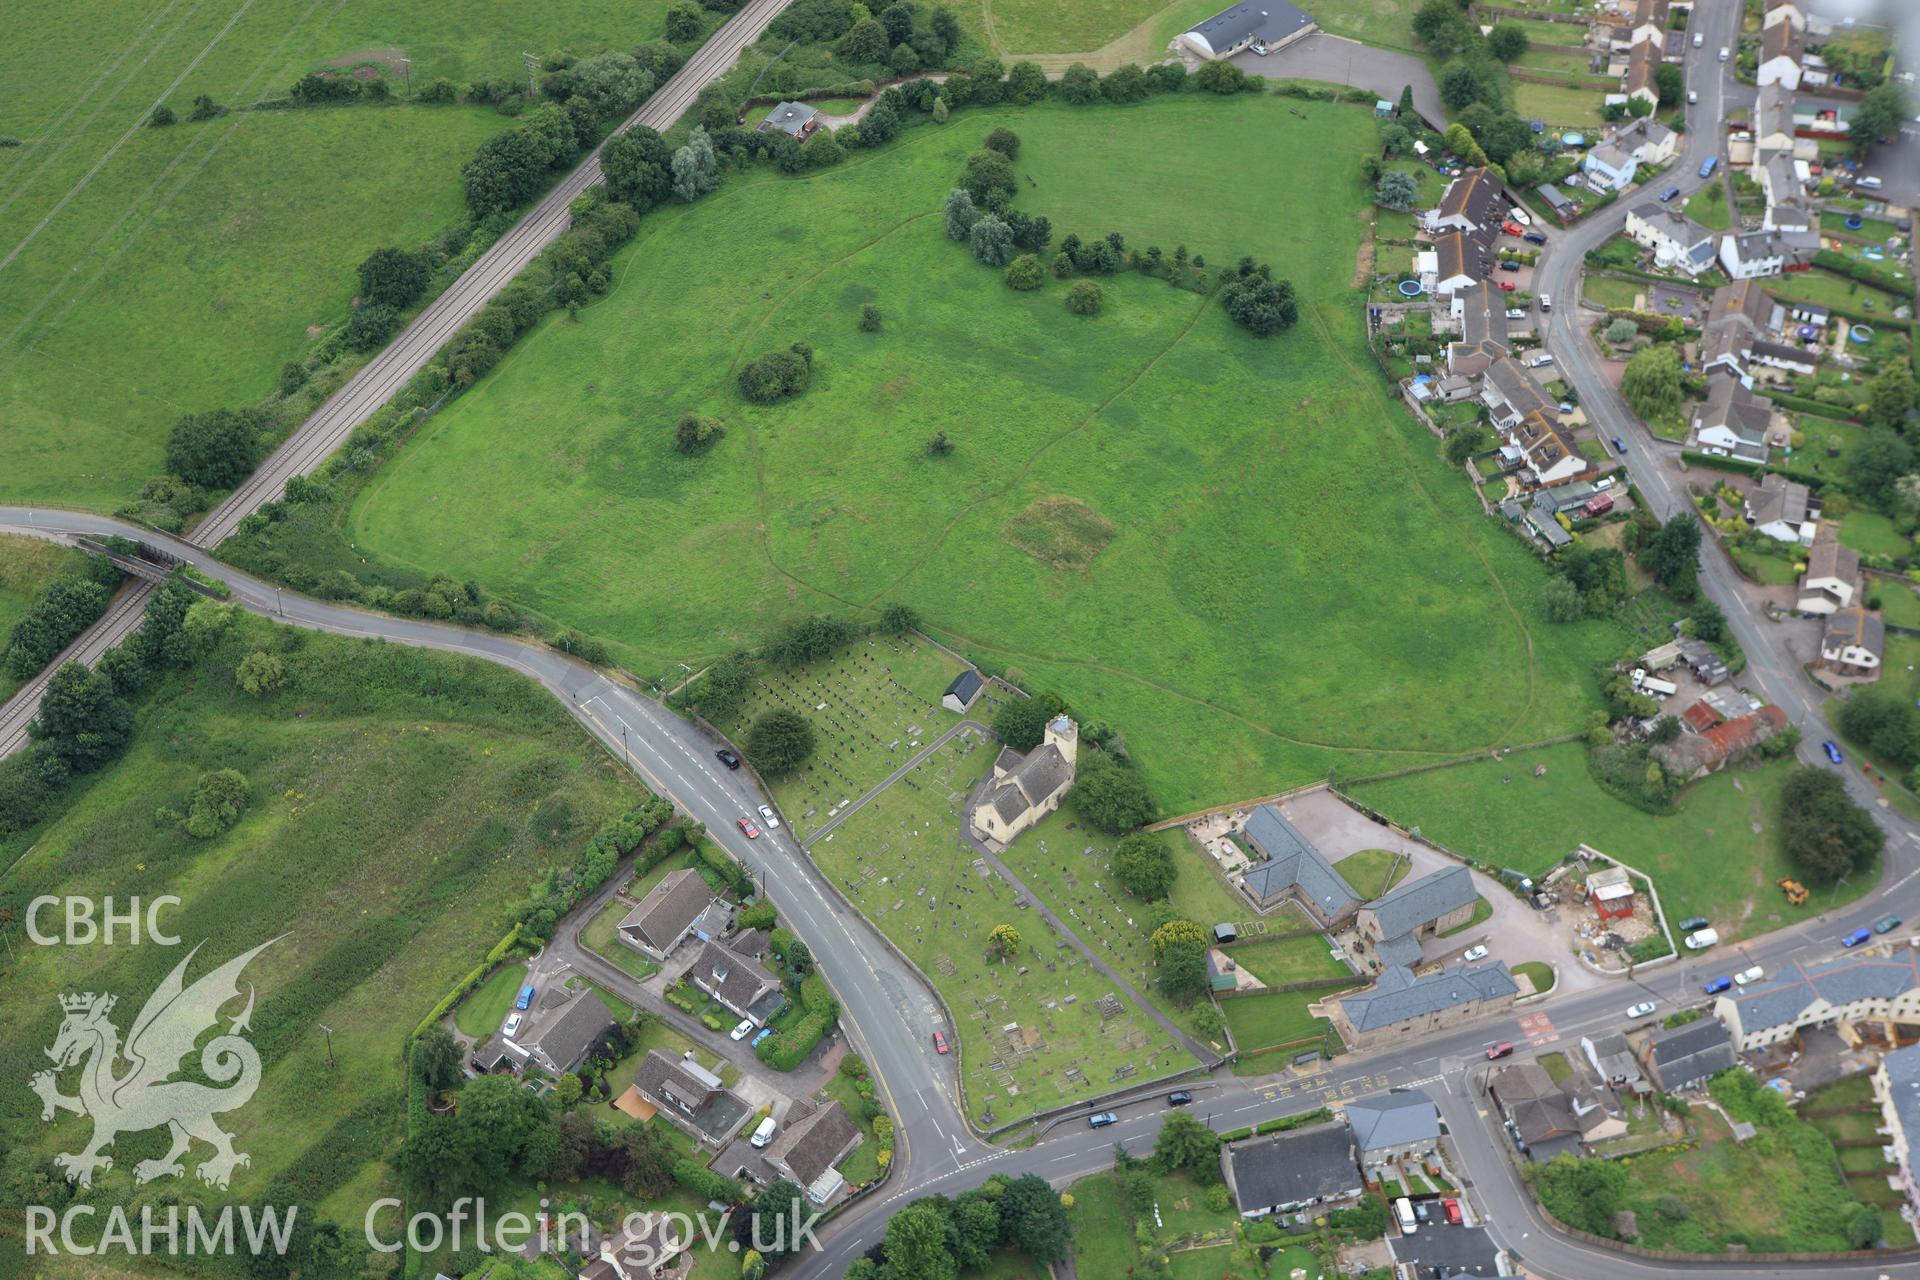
[1176,0,1316,59]
[1690,377,1773,463]
[1720,227,1820,279]
[1513,409,1589,488]
[1426,167,1505,236]
[1344,1089,1443,1166]
[757,102,821,140]
[1751,83,1801,168]
[1798,530,1860,614]
[1715,950,1920,1052]
[1613,116,1679,167]
[1581,1031,1643,1090]
[1624,204,1717,276]
[1329,961,1519,1052]
[1583,140,1640,193]
[496,986,616,1077]
[1653,705,1789,778]
[1236,804,1362,927]
[762,1100,863,1205]
[1351,865,1479,974]
[1586,865,1635,922]
[1624,0,1670,47]
[618,867,723,960]
[941,668,984,714]
[1642,1017,1737,1091]
[1764,0,1805,31]
[1446,281,1509,378]
[1744,473,1811,544]
[1431,228,1490,299]
[1757,17,1804,89]
[1623,40,1662,107]
[1821,607,1885,677]
[1761,153,1812,231]
[1873,1043,1920,1223]
[1750,337,1817,377]
[687,937,786,1028]
[969,715,1076,846]
[1699,278,1774,377]
[1481,357,1556,432]
[1223,1121,1363,1218]
[1488,1062,1582,1161]
[1566,1082,1628,1143]
[632,1050,750,1144]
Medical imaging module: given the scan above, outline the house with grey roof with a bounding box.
[1874,1043,1920,1221]
[1798,528,1860,616]
[1713,950,1920,1051]
[1720,227,1820,280]
[632,1050,751,1145]
[1821,607,1884,678]
[1425,168,1505,237]
[763,1099,863,1205]
[688,937,787,1028]
[1641,1017,1737,1091]
[497,986,616,1077]
[1330,961,1518,1051]
[1580,1031,1643,1090]
[1624,204,1717,277]
[969,715,1077,848]
[1744,473,1811,544]
[618,867,723,959]
[1175,0,1316,61]
[1236,805,1362,927]
[1345,1088,1442,1165]
[1351,865,1479,974]
[1222,1120,1362,1218]
[756,101,820,140]
[1690,376,1773,464]
[1488,1062,1582,1161]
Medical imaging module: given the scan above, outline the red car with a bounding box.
[1485,1041,1514,1060]
[1496,279,1516,292]
[1502,221,1523,236]
[932,1030,949,1054]
[1443,1198,1462,1226]
[736,817,760,839]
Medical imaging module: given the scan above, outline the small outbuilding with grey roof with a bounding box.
[942,668,984,713]
[1222,1120,1362,1218]
[1345,1088,1442,1165]
[1235,805,1361,928]
[757,101,820,140]
[1176,1,1316,60]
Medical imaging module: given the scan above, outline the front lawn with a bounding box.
[1582,274,1643,311]
[1225,934,1352,988]
[455,963,530,1040]
[580,897,662,980]
[1332,847,1408,897]
[1223,991,1335,1058]
[1513,80,1607,126]
[1512,960,1556,994]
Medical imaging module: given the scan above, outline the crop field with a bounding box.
[0,0,692,511]
[1353,742,1875,941]
[0,533,93,698]
[809,732,1191,1126]
[0,613,641,1229]
[346,94,1637,813]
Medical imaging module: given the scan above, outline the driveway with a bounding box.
[1233,33,1443,129]
[1277,787,1605,993]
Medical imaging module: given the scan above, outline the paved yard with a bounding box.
[1233,33,1443,128]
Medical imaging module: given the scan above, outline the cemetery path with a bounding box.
[801,718,987,849]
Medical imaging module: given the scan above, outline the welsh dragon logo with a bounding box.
[31,939,275,1190]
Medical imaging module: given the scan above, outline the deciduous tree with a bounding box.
[747,707,817,775]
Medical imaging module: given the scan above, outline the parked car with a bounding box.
[1843,927,1872,948]
[1486,1041,1515,1060]
[1876,915,1904,934]
[1823,740,1845,764]
[1659,185,1682,202]
[515,984,535,1011]
[750,1116,778,1148]
[1735,965,1765,985]
[1688,90,1699,105]
[1167,1091,1195,1106]
[716,748,741,769]
[730,1018,755,1041]
[756,804,780,830]
[1626,1001,1658,1020]
[1528,353,1554,368]
[932,1030,949,1054]
[1443,1199,1463,1226]
[1523,231,1547,245]
[1539,292,1552,311]
[1496,279,1516,292]
[1699,155,1717,178]
[1414,1201,1432,1224]
[1462,944,1489,962]
[502,1012,523,1038]
[1612,435,1628,453]
[1506,308,1526,319]
[1560,401,1575,414]
[1502,221,1523,236]
[1693,32,1703,47]
[1088,1111,1119,1129]
[1703,976,1733,995]
[1684,928,1719,950]
[1499,261,1522,272]
[1678,916,1710,932]
[736,817,760,839]
[751,1027,774,1047]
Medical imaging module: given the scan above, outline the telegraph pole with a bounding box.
[317,1023,335,1069]
[400,57,412,98]
[522,52,541,99]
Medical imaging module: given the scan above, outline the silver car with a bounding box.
[756,804,780,830]
[1625,1001,1657,1020]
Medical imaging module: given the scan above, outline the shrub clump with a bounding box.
[673,413,726,453]
[737,342,814,403]
[1066,280,1103,316]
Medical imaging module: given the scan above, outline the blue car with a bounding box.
[1842,928,1872,948]
[1823,740,1844,765]
[515,984,535,1011]
[1088,1111,1119,1129]
[1612,436,1628,454]
[751,1027,774,1047]
[1703,976,1732,995]
[1699,155,1718,179]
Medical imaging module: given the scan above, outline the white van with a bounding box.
[750,1116,778,1148]
[1395,1197,1418,1235]
[1684,928,1720,951]
[1859,176,1883,191]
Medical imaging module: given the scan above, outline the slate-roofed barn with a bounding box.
[1351,865,1478,974]
[1330,961,1518,1050]
[1236,804,1361,926]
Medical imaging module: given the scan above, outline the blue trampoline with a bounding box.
[1399,279,1424,296]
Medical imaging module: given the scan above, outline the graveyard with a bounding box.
[807,730,1193,1129]
[714,633,1006,839]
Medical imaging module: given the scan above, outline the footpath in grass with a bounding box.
[346,94,1632,814]
[809,733,1191,1127]
[1352,742,1874,943]
[0,612,642,1230]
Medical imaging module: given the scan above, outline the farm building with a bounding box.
[1175,1,1317,61]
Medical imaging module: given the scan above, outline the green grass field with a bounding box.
[1512,79,1607,127]
[1225,933,1352,987]
[1840,510,1911,560]
[0,612,641,1226]
[0,0,694,512]
[1331,847,1407,897]
[1764,267,1897,313]
[1353,742,1875,942]
[0,533,93,698]
[1222,990,1332,1055]
[341,94,1638,814]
